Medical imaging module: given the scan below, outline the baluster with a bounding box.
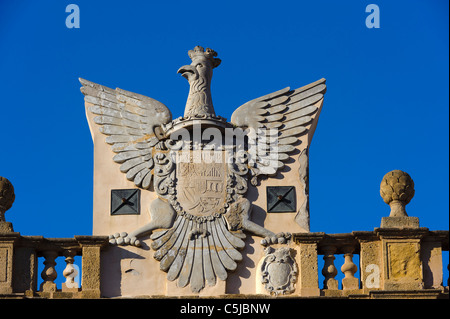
[340,245,359,290]
[322,245,338,290]
[40,250,58,292]
[62,249,79,291]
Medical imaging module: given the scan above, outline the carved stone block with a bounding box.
[383,240,423,290]
[380,216,419,229]
[297,242,320,296]
[0,242,15,294]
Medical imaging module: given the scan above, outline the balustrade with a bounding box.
[1,230,448,298]
[40,250,58,292]
[321,245,338,290]
[340,245,359,290]
[295,229,449,298]
[0,235,108,298]
[62,249,79,291]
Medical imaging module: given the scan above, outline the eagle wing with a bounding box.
[230,78,326,183]
[80,78,172,189]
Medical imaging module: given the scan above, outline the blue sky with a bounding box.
[0,0,448,262]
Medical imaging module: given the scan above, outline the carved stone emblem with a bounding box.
[176,151,227,217]
[261,247,298,295]
[80,45,326,292]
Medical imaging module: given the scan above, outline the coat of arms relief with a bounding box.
[80,46,326,293]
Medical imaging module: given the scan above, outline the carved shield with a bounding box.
[260,247,298,295]
[176,150,227,217]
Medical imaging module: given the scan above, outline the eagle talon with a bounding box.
[261,232,292,246]
[108,232,141,247]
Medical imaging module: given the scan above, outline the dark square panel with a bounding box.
[111,189,140,215]
[266,186,296,213]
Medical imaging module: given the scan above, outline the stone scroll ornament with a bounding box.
[80,46,327,293]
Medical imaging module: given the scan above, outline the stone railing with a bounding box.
[0,232,108,298]
[1,229,447,299]
[0,171,448,299]
[293,229,449,298]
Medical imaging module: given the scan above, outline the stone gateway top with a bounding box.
[78,45,327,294]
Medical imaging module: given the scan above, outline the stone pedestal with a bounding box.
[293,233,323,297]
[376,170,427,291]
[354,231,382,292]
[422,239,445,289]
[13,245,38,294]
[377,228,428,291]
[297,243,320,296]
[80,245,101,298]
[0,232,20,294]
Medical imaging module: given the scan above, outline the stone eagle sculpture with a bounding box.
[80,46,326,293]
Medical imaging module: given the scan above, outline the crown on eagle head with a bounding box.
[188,46,221,68]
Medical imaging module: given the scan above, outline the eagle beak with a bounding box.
[177,65,198,81]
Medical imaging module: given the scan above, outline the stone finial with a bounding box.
[380,170,415,217]
[0,176,15,222]
[379,170,419,229]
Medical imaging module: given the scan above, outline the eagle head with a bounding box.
[178,46,221,117]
